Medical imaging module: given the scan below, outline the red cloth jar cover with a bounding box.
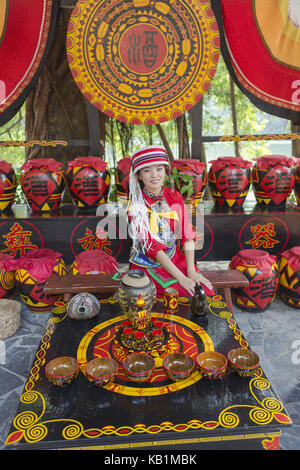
[6,248,66,312]
[208,157,252,208]
[20,158,66,212]
[252,155,297,207]
[230,249,278,312]
[0,160,17,211]
[279,246,300,308]
[66,157,111,210]
[70,249,118,275]
[0,252,15,298]
[115,157,131,204]
[170,159,207,209]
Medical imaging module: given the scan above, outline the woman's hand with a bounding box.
[187,269,213,291]
[177,275,196,297]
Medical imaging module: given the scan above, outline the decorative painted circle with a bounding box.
[66,0,220,124]
[77,312,214,396]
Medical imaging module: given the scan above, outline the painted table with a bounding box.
[5,295,291,450]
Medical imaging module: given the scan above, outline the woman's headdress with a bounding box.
[128,146,169,252]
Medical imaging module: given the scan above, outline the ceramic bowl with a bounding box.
[85,357,118,387]
[123,353,155,382]
[45,356,79,386]
[196,351,227,379]
[163,353,195,381]
[227,348,260,377]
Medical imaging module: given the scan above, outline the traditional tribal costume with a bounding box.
[128,146,214,298]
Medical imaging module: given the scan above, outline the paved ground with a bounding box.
[0,261,299,450]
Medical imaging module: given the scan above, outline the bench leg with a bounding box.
[218,288,234,313]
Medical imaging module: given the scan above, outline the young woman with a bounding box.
[128,145,214,298]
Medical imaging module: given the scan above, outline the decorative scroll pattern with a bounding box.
[5,296,291,447]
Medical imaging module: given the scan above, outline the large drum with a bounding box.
[252,155,296,207]
[67,157,111,211]
[230,249,278,312]
[208,157,252,209]
[20,158,66,212]
[279,246,300,308]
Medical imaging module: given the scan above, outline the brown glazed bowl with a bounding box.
[45,356,79,386]
[196,351,227,379]
[123,353,155,382]
[85,357,118,387]
[163,353,195,381]
[227,348,260,377]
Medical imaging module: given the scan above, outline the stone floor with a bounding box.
[0,261,299,450]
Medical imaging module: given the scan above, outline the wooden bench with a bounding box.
[44,269,248,313]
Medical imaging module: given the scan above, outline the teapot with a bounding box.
[117,269,156,320]
[191,283,209,316]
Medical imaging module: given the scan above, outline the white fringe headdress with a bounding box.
[128,146,170,253]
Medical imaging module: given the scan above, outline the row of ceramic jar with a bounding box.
[0,155,299,212]
[229,246,300,311]
[0,245,299,313]
[0,248,118,313]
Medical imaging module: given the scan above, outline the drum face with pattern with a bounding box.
[0,253,15,299]
[230,249,278,312]
[279,246,300,308]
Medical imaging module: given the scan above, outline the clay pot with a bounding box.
[0,161,17,211]
[67,292,100,320]
[252,155,296,207]
[67,156,110,211]
[230,249,278,312]
[170,159,207,210]
[117,269,156,320]
[208,157,252,209]
[0,252,15,299]
[20,158,66,212]
[69,249,118,275]
[115,157,131,206]
[279,246,300,308]
[10,248,66,312]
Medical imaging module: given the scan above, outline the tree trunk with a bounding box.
[25,7,106,170]
[229,77,241,157]
[291,122,300,157]
[176,114,190,159]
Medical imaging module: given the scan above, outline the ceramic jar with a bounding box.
[66,157,110,211]
[170,159,207,210]
[11,248,66,312]
[115,156,131,206]
[67,292,100,320]
[69,249,118,275]
[117,269,156,320]
[294,159,300,206]
[0,252,15,298]
[279,246,300,308]
[252,155,296,207]
[208,157,252,209]
[20,158,66,212]
[0,161,17,212]
[230,249,278,312]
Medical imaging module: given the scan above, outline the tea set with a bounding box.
[45,270,260,388]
